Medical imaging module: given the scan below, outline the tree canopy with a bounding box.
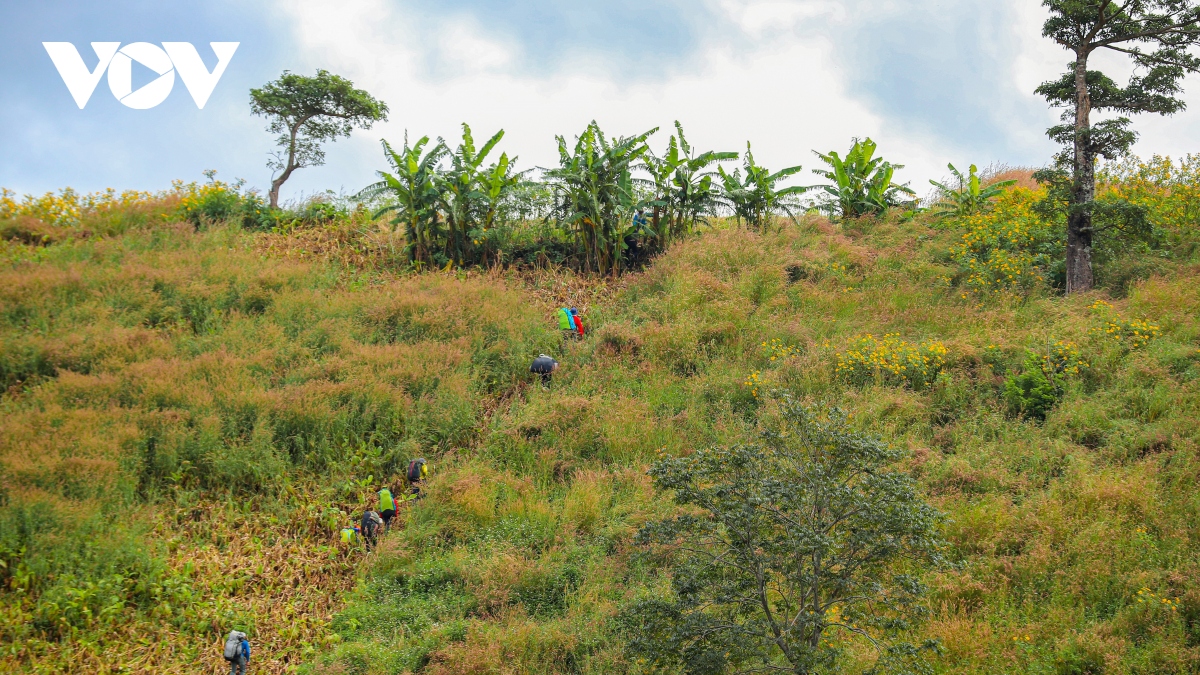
[622,394,944,675]
[250,69,388,208]
[1035,0,1200,292]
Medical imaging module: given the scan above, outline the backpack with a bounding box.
[557,308,573,331]
[407,458,427,483]
[224,631,246,660]
[379,488,395,512]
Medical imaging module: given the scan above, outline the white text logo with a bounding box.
[43,42,239,109]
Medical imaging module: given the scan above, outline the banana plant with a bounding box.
[472,151,529,266]
[811,137,915,219]
[929,163,1016,217]
[357,134,447,268]
[544,121,657,276]
[437,123,507,266]
[716,142,807,231]
[642,121,738,250]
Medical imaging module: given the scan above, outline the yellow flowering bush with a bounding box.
[1099,154,1200,240]
[947,187,1060,299]
[175,172,273,229]
[0,188,17,218]
[744,370,761,398]
[0,186,158,227]
[833,333,949,389]
[1089,300,1161,350]
[760,338,799,362]
[1098,317,1161,349]
[1134,587,1179,612]
[1042,340,1089,376]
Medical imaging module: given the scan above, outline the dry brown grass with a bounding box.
[982,165,1040,191]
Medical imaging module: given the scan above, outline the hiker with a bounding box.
[361,510,383,551]
[556,308,586,340]
[407,458,428,499]
[223,629,250,675]
[530,354,559,388]
[378,486,397,532]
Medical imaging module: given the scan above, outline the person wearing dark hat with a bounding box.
[530,354,559,388]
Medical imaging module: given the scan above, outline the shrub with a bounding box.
[1101,319,1160,350]
[1001,341,1087,422]
[832,333,949,389]
[176,172,274,230]
[1004,353,1061,420]
[1098,154,1200,249]
[623,395,944,675]
[947,187,1061,298]
[0,186,175,235]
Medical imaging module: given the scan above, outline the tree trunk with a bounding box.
[268,124,302,209]
[1068,52,1095,294]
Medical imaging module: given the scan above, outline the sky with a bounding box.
[4,0,1200,203]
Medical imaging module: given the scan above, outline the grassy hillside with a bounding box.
[3,178,1200,673]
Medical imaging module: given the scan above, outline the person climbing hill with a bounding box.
[378,485,396,532]
[556,308,585,339]
[223,630,250,675]
[530,354,558,388]
[361,510,383,551]
[407,458,428,499]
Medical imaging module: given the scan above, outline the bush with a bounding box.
[832,333,949,389]
[946,187,1061,298]
[1089,300,1161,350]
[1004,353,1060,420]
[176,172,275,230]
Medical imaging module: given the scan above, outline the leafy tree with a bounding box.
[643,121,738,250]
[1035,0,1200,293]
[545,121,657,276]
[716,143,807,231]
[357,134,447,268]
[929,163,1016,217]
[623,394,944,675]
[250,70,388,208]
[811,138,915,219]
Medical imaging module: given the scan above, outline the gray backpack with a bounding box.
[224,631,246,660]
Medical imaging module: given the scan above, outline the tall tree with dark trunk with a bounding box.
[250,70,388,208]
[1036,0,1200,293]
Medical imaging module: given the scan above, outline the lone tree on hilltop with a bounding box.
[250,69,388,208]
[622,393,944,675]
[1036,0,1200,293]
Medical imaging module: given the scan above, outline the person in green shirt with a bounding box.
[378,486,397,532]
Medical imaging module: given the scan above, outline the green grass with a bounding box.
[2,204,1200,674]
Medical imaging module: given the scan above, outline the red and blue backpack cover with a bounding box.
[556,308,584,337]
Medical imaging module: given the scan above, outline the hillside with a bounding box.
[2,184,1200,674]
